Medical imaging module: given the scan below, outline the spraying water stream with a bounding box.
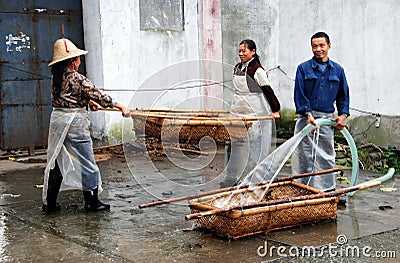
[215,118,360,208]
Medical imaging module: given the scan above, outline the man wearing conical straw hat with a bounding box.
[42,38,131,213]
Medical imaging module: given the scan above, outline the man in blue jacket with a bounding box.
[292,32,350,192]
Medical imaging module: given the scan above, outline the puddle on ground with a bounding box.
[0,149,397,262]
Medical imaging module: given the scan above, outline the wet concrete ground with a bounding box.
[0,146,398,262]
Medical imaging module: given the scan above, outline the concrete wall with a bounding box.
[276,0,400,148]
[350,115,400,149]
[222,0,400,117]
[82,0,400,146]
[82,0,107,145]
[220,0,280,106]
[220,0,400,147]
[277,0,400,116]
[82,0,210,145]
[83,0,203,114]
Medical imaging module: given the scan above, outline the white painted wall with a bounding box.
[221,0,281,109]
[277,0,400,116]
[222,0,400,116]
[83,0,400,137]
[83,0,204,128]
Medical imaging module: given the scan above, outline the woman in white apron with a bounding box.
[221,39,280,187]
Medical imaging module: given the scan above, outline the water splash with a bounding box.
[255,132,304,202]
[217,132,305,207]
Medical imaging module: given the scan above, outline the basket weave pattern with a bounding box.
[188,182,338,239]
[132,114,249,144]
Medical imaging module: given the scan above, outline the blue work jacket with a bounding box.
[294,57,350,116]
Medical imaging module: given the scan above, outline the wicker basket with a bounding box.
[188,181,338,239]
[131,110,254,144]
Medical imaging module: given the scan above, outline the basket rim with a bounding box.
[188,180,322,205]
[188,181,332,218]
[224,196,338,219]
[130,110,273,122]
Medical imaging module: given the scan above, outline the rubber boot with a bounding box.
[42,162,63,213]
[83,187,110,212]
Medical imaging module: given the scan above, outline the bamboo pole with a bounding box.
[185,181,381,220]
[133,108,230,113]
[138,168,341,208]
[132,114,273,122]
[130,112,219,119]
[128,111,274,121]
[168,115,274,121]
[190,183,275,204]
[93,143,123,150]
[163,146,209,155]
[98,107,229,113]
[98,107,120,111]
[161,119,250,126]
[226,197,337,219]
[98,108,274,121]
[132,111,223,117]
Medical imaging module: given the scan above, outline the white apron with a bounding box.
[225,67,273,183]
[291,111,336,191]
[42,108,102,204]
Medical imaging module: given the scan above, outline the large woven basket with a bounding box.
[131,110,254,144]
[188,181,338,239]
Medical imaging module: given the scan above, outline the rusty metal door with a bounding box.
[0,0,85,152]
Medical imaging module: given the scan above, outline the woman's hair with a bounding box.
[50,57,76,96]
[239,39,260,63]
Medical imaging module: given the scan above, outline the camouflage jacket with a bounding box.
[52,68,114,108]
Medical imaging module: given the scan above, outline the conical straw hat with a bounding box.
[48,38,88,66]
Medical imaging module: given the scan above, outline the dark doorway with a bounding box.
[0,0,85,152]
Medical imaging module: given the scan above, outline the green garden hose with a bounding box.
[300,118,359,187]
[300,118,395,196]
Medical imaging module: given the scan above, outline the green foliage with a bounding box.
[107,120,135,145]
[356,146,400,174]
[379,150,400,173]
[334,130,347,144]
[276,109,297,139]
[275,111,399,174]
